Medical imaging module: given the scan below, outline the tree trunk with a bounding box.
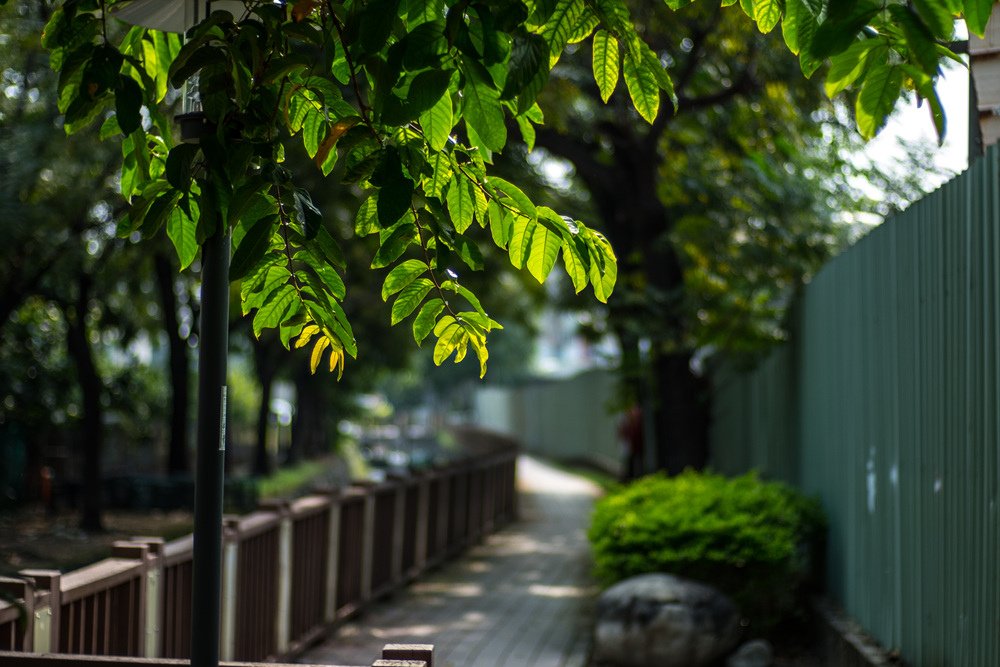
[251,337,275,476]
[652,351,709,474]
[290,367,327,462]
[153,252,190,475]
[65,275,104,532]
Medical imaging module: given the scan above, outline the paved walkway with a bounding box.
[300,456,602,667]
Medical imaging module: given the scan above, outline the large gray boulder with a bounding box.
[593,573,741,667]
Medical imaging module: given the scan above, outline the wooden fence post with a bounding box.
[0,577,34,651]
[435,471,449,560]
[220,517,240,662]
[414,474,430,574]
[260,499,293,656]
[381,643,434,666]
[110,542,150,657]
[360,487,376,603]
[17,570,59,654]
[391,479,406,587]
[128,537,165,658]
[322,490,341,624]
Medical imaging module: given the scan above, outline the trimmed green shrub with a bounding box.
[588,470,825,631]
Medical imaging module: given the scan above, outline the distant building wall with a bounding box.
[473,369,622,476]
[971,7,1000,148]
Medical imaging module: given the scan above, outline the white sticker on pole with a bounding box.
[220,385,228,452]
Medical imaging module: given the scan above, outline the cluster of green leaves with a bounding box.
[588,470,826,631]
[668,0,993,139]
[36,0,991,377]
[40,0,647,377]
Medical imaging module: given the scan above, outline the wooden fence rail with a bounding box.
[0,440,517,665]
[0,642,435,667]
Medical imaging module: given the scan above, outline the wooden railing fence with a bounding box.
[0,445,517,665]
[0,642,436,667]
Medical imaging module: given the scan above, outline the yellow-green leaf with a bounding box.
[526,218,563,283]
[592,30,620,103]
[419,91,452,152]
[381,259,428,301]
[508,215,534,269]
[753,0,782,34]
[622,51,658,124]
[310,336,330,373]
[447,175,476,233]
[413,298,445,343]
[391,278,435,324]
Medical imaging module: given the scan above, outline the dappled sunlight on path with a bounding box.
[300,455,601,667]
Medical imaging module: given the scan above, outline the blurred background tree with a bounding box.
[506,1,934,474]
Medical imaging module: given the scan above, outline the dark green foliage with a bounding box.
[588,470,826,631]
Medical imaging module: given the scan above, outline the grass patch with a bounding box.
[545,458,620,493]
[257,460,329,499]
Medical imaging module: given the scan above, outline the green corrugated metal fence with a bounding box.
[710,145,1000,665]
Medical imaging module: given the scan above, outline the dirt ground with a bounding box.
[0,504,193,576]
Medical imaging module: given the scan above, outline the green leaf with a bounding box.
[622,50,659,124]
[454,235,485,271]
[783,0,824,72]
[420,92,453,152]
[303,109,325,158]
[592,30,620,103]
[515,115,537,151]
[373,149,415,226]
[382,69,453,124]
[586,230,618,303]
[114,76,143,135]
[426,152,453,198]
[913,0,955,39]
[461,60,507,152]
[753,0,782,33]
[433,319,465,364]
[825,40,883,98]
[165,144,200,192]
[371,222,418,268]
[500,31,549,106]
[391,278,435,324]
[230,214,277,281]
[561,238,589,293]
[890,5,941,76]
[488,200,512,247]
[508,215,533,268]
[855,61,903,139]
[167,204,199,271]
[382,259,429,300]
[293,189,323,240]
[526,216,562,283]
[442,280,486,314]
[965,0,994,37]
[447,175,476,233]
[413,298,445,343]
[242,264,290,314]
[403,20,447,70]
[253,284,298,338]
[540,0,588,65]
[489,177,536,219]
[297,248,347,299]
[809,1,880,60]
[355,195,380,235]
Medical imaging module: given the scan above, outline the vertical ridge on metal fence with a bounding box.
[710,144,1000,666]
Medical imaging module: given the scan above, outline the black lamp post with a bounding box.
[112,3,245,665]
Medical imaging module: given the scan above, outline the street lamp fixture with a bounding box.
[112,0,247,140]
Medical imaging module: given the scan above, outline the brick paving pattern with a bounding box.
[300,455,601,667]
